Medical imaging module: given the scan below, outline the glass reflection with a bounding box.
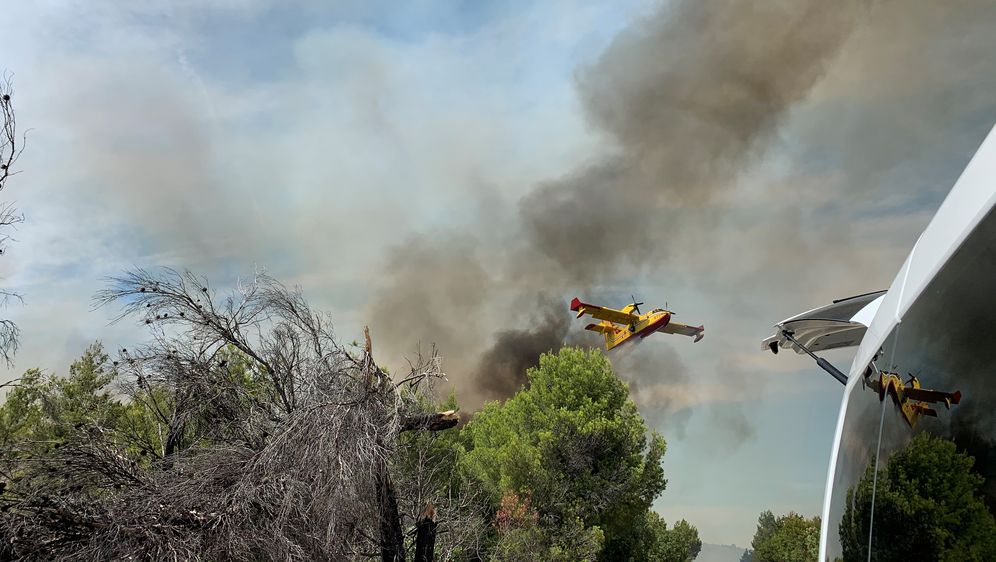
[825,207,996,561]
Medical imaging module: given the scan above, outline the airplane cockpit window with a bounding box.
[824,207,996,561]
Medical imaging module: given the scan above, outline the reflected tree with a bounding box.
[839,432,996,562]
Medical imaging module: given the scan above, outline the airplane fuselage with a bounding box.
[571,297,703,350]
[604,309,672,350]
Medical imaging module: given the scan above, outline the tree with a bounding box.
[460,347,669,561]
[488,490,605,562]
[644,513,702,562]
[394,392,491,561]
[749,510,819,562]
[0,76,26,364]
[839,432,996,562]
[740,548,752,562]
[0,343,122,449]
[0,268,463,561]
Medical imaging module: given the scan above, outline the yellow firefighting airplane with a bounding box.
[869,370,961,428]
[570,297,704,350]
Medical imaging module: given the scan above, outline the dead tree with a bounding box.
[414,502,438,562]
[0,76,26,365]
[0,268,467,561]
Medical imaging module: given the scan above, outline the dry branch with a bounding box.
[400,410,460,433]
[0,75,26,366]
[2,268,464,561]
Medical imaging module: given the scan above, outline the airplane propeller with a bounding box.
[630,295,644,314]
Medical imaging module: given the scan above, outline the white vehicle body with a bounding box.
[763,123,996,560]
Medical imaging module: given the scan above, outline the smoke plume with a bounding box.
[471,295,573,402]
[371,0,869,419]
[521,0,865,278]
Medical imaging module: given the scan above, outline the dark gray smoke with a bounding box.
[471,295,573,403]
[520,0,865,278]
[372,0,868,413]
[370,0,996,453]
[368,232,491,381]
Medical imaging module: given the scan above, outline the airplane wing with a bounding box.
[658,320,705,342]
[570,297,639,325]
[904,387,962,406]
[585,322,621,334]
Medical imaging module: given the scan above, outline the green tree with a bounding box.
[644,512,702,561]
[839,432,996,562]
[0,269,468,561]
[461,347,669,561]
[749,510,819,562]
[0,342,124,450]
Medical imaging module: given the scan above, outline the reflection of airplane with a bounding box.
[570,296,704,350]
[871,371,961,428]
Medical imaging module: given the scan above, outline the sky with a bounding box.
[1,0,995,548]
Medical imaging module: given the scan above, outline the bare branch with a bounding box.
[2,268,460,561]
[0,74,24,366]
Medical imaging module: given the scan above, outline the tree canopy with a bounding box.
[0,277,702,561]
[839,432,996,562]
[644,513,703,562]
[0,269,463,561]
[747,510,819,562]
[460,347,693,561]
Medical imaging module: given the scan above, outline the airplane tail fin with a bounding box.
[693,326,705,343]
[571,297,589,319]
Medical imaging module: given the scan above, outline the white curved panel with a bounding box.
[819,123,996,559]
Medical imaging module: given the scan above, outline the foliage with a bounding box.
[488,491,604,562]
[394,392,490,560]
[461,347,670,561]
[839,432,996,562]
[0,343,123,450]
[0,292,702,561]
[644,512,703,562]
[0,269,456,561]
[749,510,819,562]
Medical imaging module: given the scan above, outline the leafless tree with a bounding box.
[0,75,26,365]
[393,376,491,562]
[0,268,473,561]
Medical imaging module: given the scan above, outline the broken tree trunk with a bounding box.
[399,410,459,433]
[377,459,406,562]
[363,327,451,562]
[413,502,438,562]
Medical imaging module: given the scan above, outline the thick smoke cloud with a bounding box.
[471,295,572,402]
[373,0,869,424]
[368,232,491,379]
[522,0,864,278]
